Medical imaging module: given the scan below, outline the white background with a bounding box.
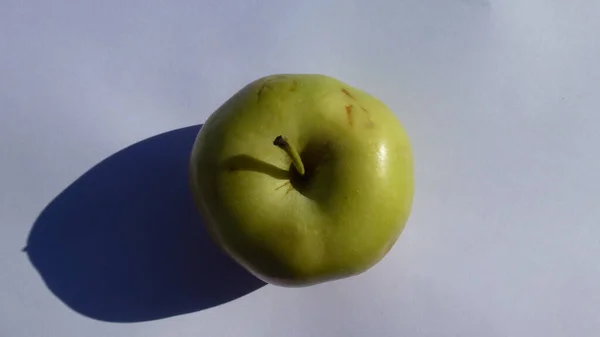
[2,1,600,336]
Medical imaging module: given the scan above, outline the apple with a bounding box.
[189,74,414,287]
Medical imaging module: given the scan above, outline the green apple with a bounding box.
[189,74,414,287]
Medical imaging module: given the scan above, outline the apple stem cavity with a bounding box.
[273,135,305,176]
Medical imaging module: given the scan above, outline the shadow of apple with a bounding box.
[25,124,266,323]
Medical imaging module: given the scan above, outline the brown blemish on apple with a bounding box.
[257,77,281,102]
[360,106,375,127]
[257,83,270,102]
[275,181,290,191]
[345,104,354,126]
[275,181,294,194]
[258,76,296,101]
[341,88,355,99]
[341,88,374,127]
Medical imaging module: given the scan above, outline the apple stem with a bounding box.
[273,135,305,176]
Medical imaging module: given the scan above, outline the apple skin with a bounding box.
[189,74,414,287]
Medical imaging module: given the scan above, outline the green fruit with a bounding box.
[189,74,414,287]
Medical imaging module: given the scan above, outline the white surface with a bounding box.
[2,0,600,336]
